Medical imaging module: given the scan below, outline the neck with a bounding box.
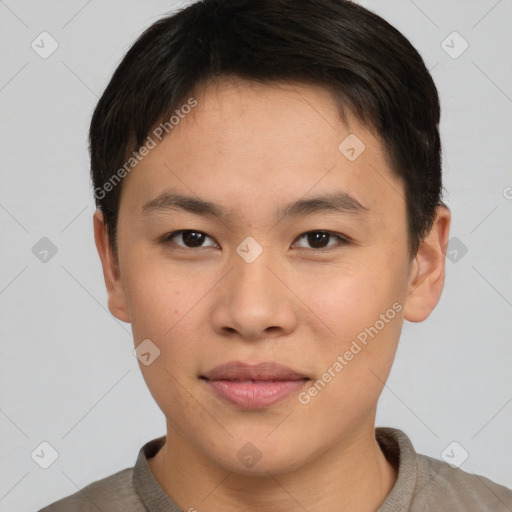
[148,421,397,512]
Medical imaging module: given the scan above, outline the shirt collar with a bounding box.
[133,436,182,512]
[376,427,418,511]
[133,428,418,512]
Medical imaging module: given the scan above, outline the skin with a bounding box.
[94,77,451,512]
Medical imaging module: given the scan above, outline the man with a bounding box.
[40,0,512,510]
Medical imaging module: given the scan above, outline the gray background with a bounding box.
[1,1,511,510]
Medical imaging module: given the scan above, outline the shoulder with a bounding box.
[38,467,146,512]
[415,453,512,511]
[376,427,512,512]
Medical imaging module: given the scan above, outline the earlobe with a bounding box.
[403,205,451,323]
[93,210,131,323]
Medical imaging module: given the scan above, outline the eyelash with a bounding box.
[160,230,352,251]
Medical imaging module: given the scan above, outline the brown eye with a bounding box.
[181,231,205,247]
[307,231,330,248]
[294,231,350,250]
[163,230,217,248]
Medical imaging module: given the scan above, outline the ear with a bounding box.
[403,205,451,323]
[93,210,131,323]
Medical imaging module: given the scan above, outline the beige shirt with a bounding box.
[39,427,512,511]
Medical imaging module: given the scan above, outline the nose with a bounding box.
[210,250,299,341]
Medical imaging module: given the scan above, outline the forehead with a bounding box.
[120,77,405,226]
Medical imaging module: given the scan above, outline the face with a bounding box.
[96,77,446,476]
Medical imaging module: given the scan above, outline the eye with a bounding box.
[161,230,350,251]
[162,230,218,249]
[293,231,350,250]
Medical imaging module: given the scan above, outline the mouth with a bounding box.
[200,361,310,409]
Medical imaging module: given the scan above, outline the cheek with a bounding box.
[296,251,407,401]
[121,248,194,338]
[295,279,404,436]
[123,261,207,415]
[297,253,405,336]
[120,254,210,395]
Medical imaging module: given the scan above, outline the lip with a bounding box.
[201,361,310,409]
[202,361,309,381]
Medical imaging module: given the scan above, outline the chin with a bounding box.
[205,436,311,477]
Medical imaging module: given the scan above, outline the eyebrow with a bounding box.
[141,191,368,220]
